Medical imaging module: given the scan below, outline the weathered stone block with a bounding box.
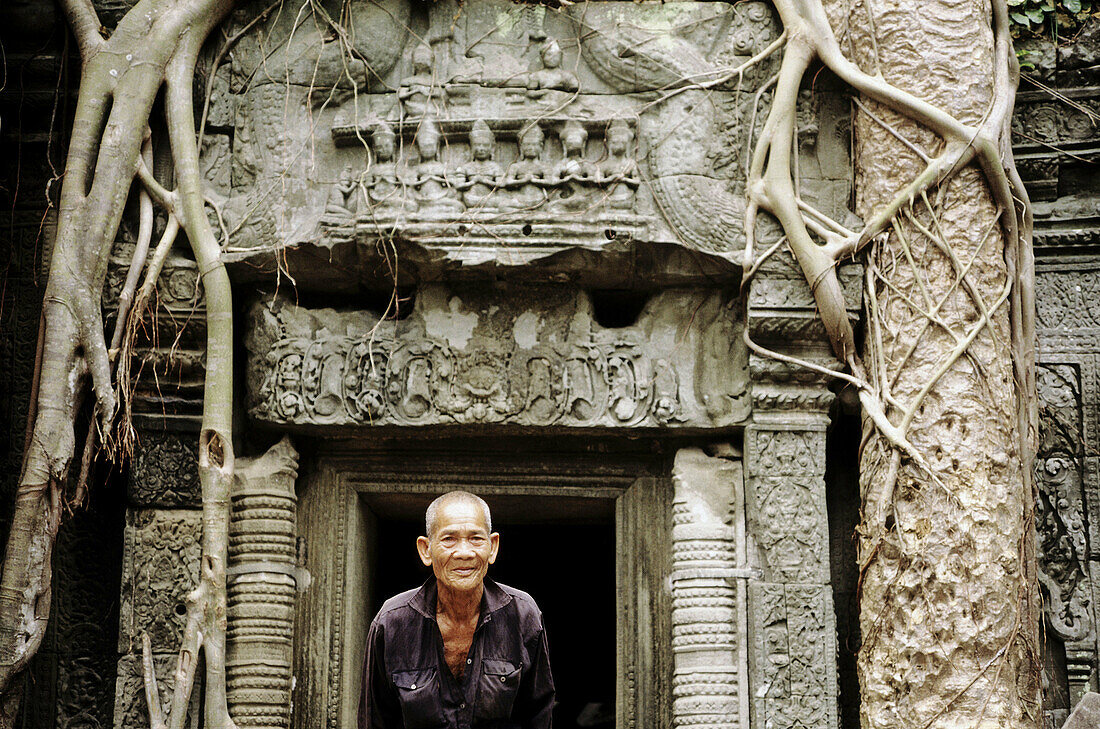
[118,509,201,654]
[1063,692,1100,729]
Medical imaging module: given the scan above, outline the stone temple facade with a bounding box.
[0,2,1098,729]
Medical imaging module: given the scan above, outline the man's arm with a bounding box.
[358,618,402,729]
[516,624,555,729]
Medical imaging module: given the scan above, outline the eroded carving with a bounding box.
[246,286,749,429]
[118,510,201,654]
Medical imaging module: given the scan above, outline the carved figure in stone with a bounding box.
[325,165,358,216]
[526,39,579,98]
[550,121,597,212]
[598,119,640,211]
[399,42,447,118]
[456,119,503,212]
[411,119,465,215]
[502,123,549,211]
[361,492,554,726]
[365,121,413,215]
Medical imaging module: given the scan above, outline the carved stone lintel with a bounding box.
[118,510,201,654]
[246,286,749,430]
[671,448,748,729]
[227,437,302,729]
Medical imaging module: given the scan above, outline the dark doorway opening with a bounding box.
[374,517,617,729]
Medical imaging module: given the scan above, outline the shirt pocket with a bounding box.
[392,668,446,729]
[476,658,521,720]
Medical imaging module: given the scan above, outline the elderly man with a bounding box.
[359,491,555,728]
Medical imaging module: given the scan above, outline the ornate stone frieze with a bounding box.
[227,437,302,729]
[246,285,749,429]
[211,0,855,283]
[1037,262,1100,352]
[118,509,201,654]
[671,448,750,729]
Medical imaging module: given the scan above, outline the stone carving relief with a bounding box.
[227,438,302,729]
[129,432,202,507]
[205,0,852,274]
[1037,267,1100,334]
[1036,364,1092,643]
[246,285,749,429]
[114,654,200,729]
[118,510,201,654]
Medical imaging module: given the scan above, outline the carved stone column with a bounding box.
[227,437,302,729]
[670,448,750,729]
[743,254,858,729]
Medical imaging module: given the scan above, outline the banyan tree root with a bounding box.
[0,0,238,727]
[741,0,1040,726]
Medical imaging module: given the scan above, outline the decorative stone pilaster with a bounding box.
[670,448,750,729]
[227,437,303,729]
[743,252,858,729]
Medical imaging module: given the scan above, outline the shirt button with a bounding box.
[500,676,506,682]
[466,658,472,664]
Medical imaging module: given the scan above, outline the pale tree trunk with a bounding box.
[827,0,1042,726]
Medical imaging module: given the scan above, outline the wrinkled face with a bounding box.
[563,130,585,154]
[608,133,628,155]
[417,501,499,594]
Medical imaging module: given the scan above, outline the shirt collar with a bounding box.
[408,576,513,620]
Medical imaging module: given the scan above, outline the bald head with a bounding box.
[424,491,492,539]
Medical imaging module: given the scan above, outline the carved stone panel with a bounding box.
[117,509,201,654]
[213,0,852,284]
[128,432,202,507]
[114,653,200,729]
[246,285,749,429]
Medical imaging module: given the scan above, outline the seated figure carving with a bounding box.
[411,119,465,216]
[550,120,597,212]
[399,42,447,118]
[456,119,503,212]
[325,165,358,216]
[598,119,640,211]
[526,40,579,98]
[502,123,549,211]
[364,121,413,215]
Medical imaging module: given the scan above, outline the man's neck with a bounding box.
[436,581,483,624]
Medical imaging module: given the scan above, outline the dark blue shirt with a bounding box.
[359,577,554,729]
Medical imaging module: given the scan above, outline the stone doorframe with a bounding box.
[289,441,775,729]
[291,446,673,729]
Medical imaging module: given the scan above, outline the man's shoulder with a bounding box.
[494,582,545,625]
[372,586,422,624]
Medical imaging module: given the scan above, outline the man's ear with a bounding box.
[488,532,500,564]
[416,536,432,567]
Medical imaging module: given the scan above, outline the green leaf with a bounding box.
[1007,0,1025,6]
[1064,0,1082,13]
[1011,11,1031,23]
[1026,7,1046,22]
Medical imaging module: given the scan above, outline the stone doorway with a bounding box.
[291,442,674,729]
[373,511,616,728]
